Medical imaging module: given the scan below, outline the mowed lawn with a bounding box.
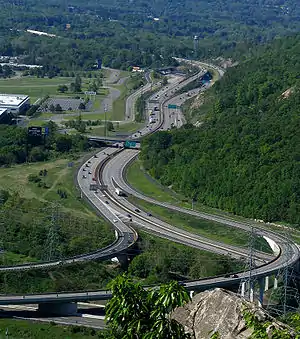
[0,158,95,218]
[0,77,72,103]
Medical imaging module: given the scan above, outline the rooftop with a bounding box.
[0,108,8,116]
[0,94,29,107]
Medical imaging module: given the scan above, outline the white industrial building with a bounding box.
[0,108,9,123]
[0,94,30,114]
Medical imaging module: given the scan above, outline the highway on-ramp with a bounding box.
[0,60,299,311]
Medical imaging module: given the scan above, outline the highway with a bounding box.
[0,59,299,309]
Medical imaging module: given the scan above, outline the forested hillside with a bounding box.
[1,0,300,70]
[141,35,300,225]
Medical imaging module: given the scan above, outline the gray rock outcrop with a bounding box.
[172,288,293,339]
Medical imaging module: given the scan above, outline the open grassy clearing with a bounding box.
[0,318,106,339]
[126,159,296,235]
[86,122,144,136]
[129,196,272,253]
[0,157,95,218]
[126,160,272,252]
[0,77,74,103]
[0,76,109,107]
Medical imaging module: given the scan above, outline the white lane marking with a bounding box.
[0,305,37,311]
[78,302,105,308]
[79,313,105,320]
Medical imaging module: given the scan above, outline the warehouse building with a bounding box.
[0,94,30,114]
[0,108,10,124]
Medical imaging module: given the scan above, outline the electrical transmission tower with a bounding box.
[238,225,257,302]
[44,203,62,261]
[266,227,300,317]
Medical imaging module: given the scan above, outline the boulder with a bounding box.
[172,288,293,339]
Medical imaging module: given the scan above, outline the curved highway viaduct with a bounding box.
[0,60,299,314]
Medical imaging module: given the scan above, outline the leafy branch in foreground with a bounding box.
[105,274,191,339]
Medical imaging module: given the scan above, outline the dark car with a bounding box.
[94,154,97,158]
[105,201,109,204]
[231,274,239,278]
[147,213,152,216]
[135,209,140,213]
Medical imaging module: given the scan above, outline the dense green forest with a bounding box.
[0,123,89,165]
[0,0,300,70]
[141,34,300,225]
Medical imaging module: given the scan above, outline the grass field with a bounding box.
[0,319,105,339]
[126,160,272,252]
[0,76,109,108]
[0,157,95,219]
[87,122,144,136]
[129,196,271,253]
[0,77,72,103]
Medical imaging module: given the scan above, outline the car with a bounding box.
[92,178,96,181]
[88,171,91,174]
[231,274,239,278]
[83,168,86,171]
[85,164,89,167]
[94,155,97,158]
[105,201,109,204]
[82,175,86,179]
[113,219,118,223]
[88,160,91,163]
[135,209,140,213]
[147,213,152,216]
[127,214,132,218]
[129,218,132,222]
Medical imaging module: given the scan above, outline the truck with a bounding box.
[115,188,124,196]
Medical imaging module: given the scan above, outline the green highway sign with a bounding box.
[168,104,179,109]
[125,140,137,148]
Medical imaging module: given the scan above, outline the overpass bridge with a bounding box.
[0,60,299,318]
[88,136,141,149]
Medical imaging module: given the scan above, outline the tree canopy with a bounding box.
[141,34,300,225]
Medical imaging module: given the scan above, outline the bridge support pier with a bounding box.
[264,276,269,291]
[117,254,129,268]
[241,282,246,297]
[259,278,265,305]
[249,284,254,303]
[38,302,78,316]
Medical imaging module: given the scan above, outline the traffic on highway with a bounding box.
[0,59,299,306]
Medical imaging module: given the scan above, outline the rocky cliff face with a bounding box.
[172,288,292,339]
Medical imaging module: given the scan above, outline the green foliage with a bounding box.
[243,308,297,339]
[106,274,191,339]
[128,232,243,284]
[0,319,107,339]
[141,35,300,225]
[0,124,89,166]
[0,194,114,262]
[135,95,146,122]
[106,121,114,132]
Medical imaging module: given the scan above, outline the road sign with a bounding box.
[42,126,49,136]
[28,126,42,136]
[168,104,178,109]
[125,140,137,148]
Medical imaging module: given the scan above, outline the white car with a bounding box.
[113,219,118,223]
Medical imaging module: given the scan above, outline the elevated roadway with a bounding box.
[0,60,299,307]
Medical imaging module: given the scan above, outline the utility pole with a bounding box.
[104,104,107,138]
